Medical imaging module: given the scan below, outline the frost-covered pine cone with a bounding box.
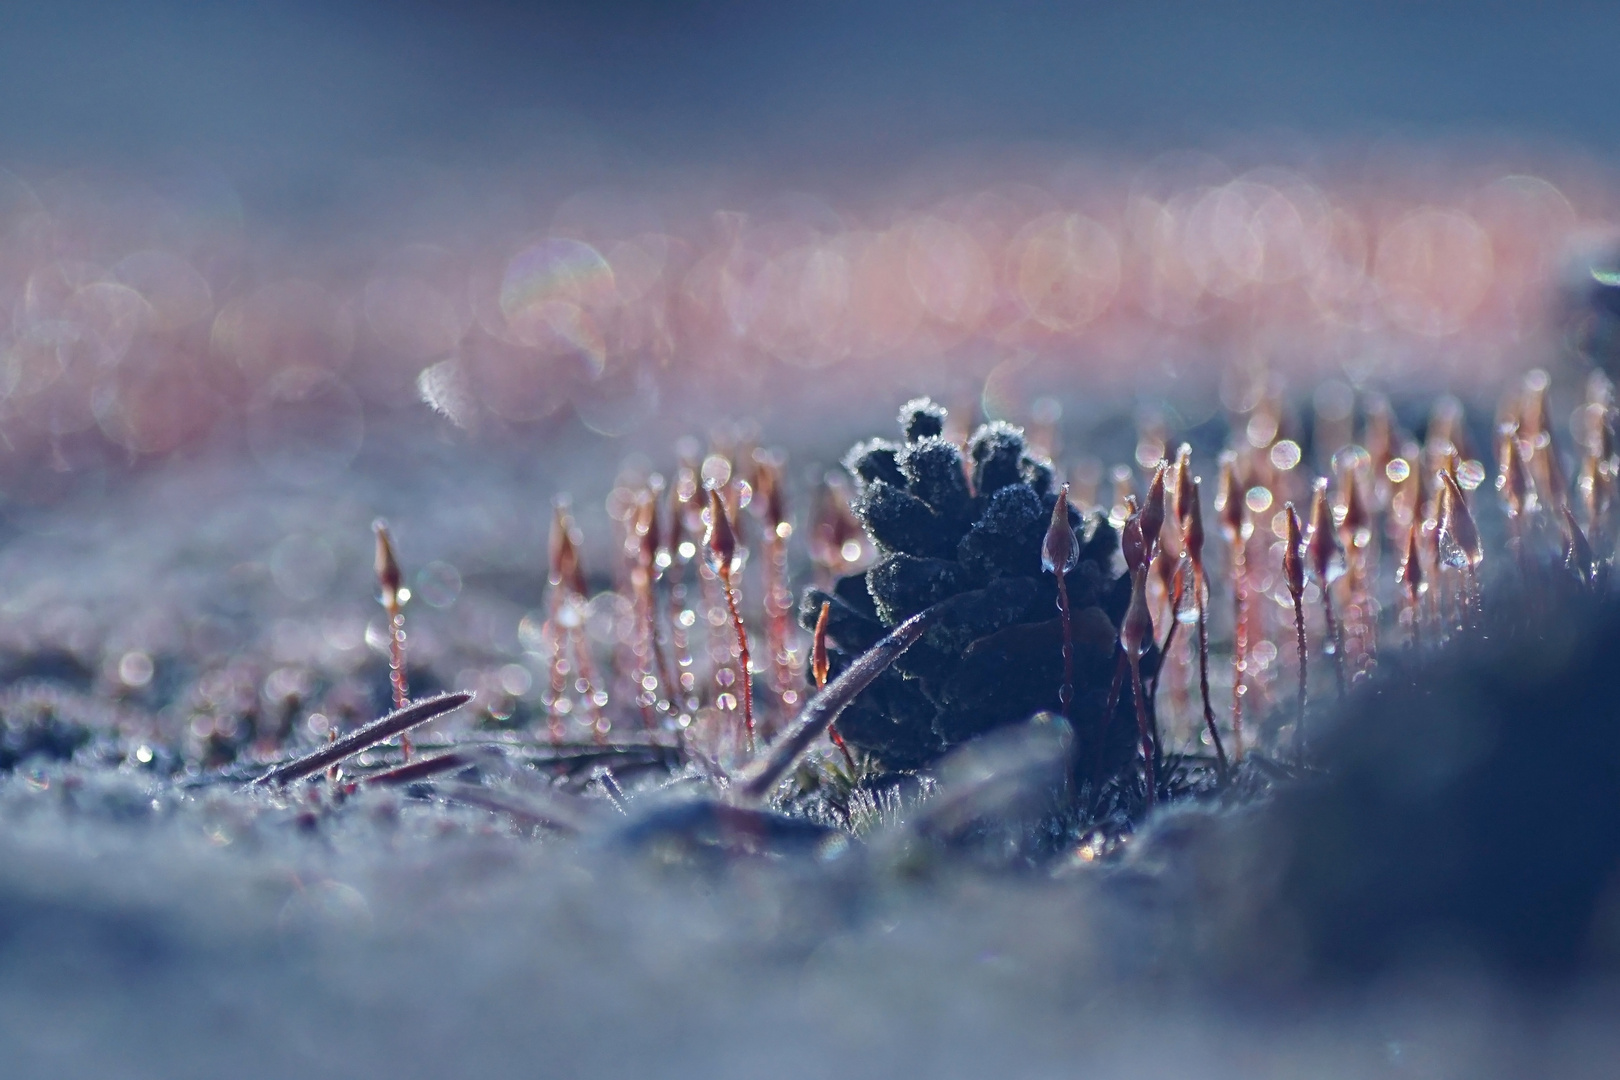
[800,398,1144,773]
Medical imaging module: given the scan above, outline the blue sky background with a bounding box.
[1,1,1614,214]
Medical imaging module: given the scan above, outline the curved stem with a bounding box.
[721,568,755,755]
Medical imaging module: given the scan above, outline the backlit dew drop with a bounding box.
[1269,439,1302,471]
[415,561,462,608]
[498,664,533,696]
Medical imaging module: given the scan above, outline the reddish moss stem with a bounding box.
[1127,651,1154,812]
[812,601,857,772]
[388,611,412,759]
[1096,649,1126,789]
[1056,572,1074,719]
[385,606,408,709]
[645,587,675,720]
[1283,502,1309,755]
[1230,539,1248,760]
[1147,583,1179,707]
[1191,562,1228,779]
[1321,585,1347,699]
[374,521,412,760]
[1291,593,1308,750]
[720,568,755,755]
[766,533,795,714]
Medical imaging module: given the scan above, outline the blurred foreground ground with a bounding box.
[0,405,1614,1077]
[4,4,1620,1066]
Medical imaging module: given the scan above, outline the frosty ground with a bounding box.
[1,422,1618,1079]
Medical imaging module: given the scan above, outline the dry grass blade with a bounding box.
[736,605,940,803]
[437,781,595,834]
[254,692,474,786]
[363,750,474,787]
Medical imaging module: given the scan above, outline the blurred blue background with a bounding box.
[2,1,1614,215]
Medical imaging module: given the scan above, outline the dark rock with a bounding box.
[1236,587,1620,984]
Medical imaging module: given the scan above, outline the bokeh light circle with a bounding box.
[1011,212,1121,331]
[499,238,616,371]
[1374,209,1494,337]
